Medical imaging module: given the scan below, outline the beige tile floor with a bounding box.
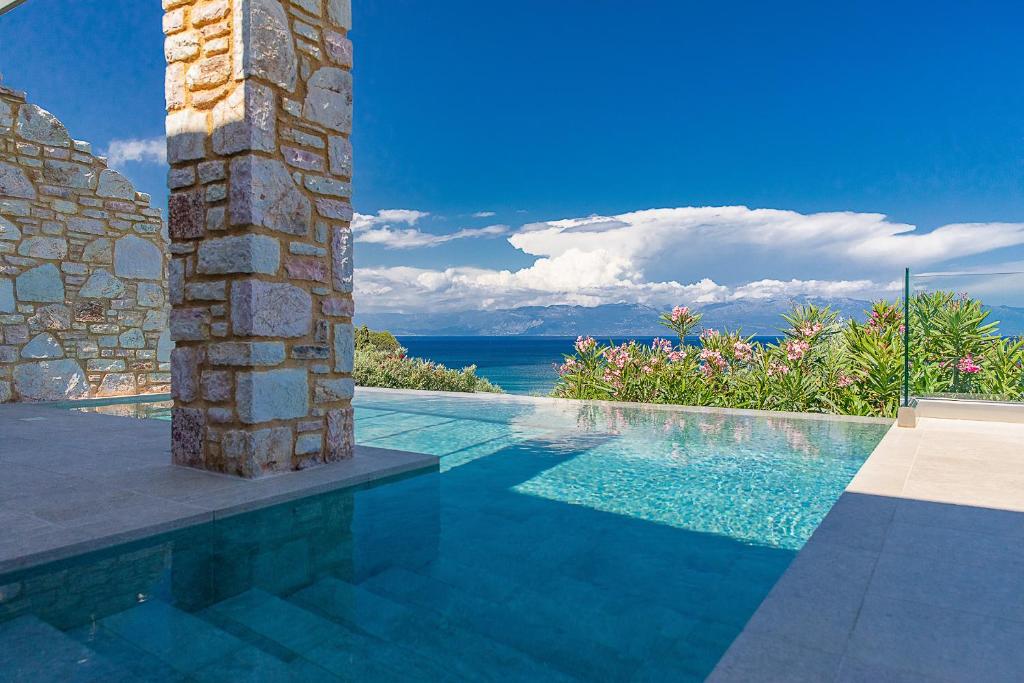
[711,417,1024,682]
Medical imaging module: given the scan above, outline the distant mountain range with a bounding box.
[357,298,1024,337]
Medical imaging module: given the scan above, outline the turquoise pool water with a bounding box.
[4,391,889,681]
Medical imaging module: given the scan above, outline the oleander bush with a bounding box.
[553,293,1024,418]
[354,326,502,394]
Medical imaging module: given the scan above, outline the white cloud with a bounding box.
[728,278,901,301]
[105,137,166,168]
[353,210,429,231]
[353,209,508,249]
[357,224,509,249]
[473,211,497,218]
[509,207,1024,276]
[354,205,1024,313]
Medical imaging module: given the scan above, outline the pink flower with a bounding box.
[837,373,855,388]
[957,354,981,374]
[557,358,578,376]
[699,329,720,341]
[602,369,622,388]
[601,344,631,369]
[785,340,810,361]
[798,323,823,338]
[768,362,790,377]
[699,348,727,373]
[670,306,690,322]
[732,341,752,361]
[575,336,596,354]
[668,350,685,363]
[651,337,673,354]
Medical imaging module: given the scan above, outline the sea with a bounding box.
[399,335,782,396]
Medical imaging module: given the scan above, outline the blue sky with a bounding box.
[3,0,1024,311]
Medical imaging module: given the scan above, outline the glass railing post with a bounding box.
[903,267,911,407]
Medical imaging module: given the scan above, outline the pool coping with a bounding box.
[43,385,895,426]
[357,386,896,426]
[0,401,438,575]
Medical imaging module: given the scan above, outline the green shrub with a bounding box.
[353,329,502,394]
[354,325,402,353]
[553,293,1023,418]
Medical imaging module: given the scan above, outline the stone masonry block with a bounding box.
[236,368,309,424]
[303,68,352,133]
[234,0,298,92]
[212,81,276,155]
[334,322,354,373]
[166,109,207,163]
[172,407,206,468]
[207,341,285,366]
[171,346,203,403]
[169,190,207,240]
[229,155,310,236]
[326,407,354,462]
[331,227,353,293]
[196,234,280,275]
[231,279,312,338]
[221,426,293,477]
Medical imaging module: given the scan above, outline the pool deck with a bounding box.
[0,401,438,575]
[5,391,1024,681]
[711,416,1024,682]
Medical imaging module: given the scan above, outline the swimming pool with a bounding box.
[3,390,889,681]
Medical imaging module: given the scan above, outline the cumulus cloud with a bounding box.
[105,137,167,168]
[357,224,510,249]
[353,209,508,249]
[353,210,429,231]
[509,207,1024,277]
[354,205,1024,313]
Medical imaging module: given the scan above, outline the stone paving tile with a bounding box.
[901,477,1024,514]
[2,483,154,524]
[835,658,946,682]
[707,630,843,682]
[847,593,1024,682]
[808,491,896,553]
[0,508,55,536]
[63,498,212,538]
[91,464,245,502]
[0,526,97,574]
[742,540,878,655]
[893,498,1024,537]
[867,547,1024,622]
[881,519,1024,568]
[0,463,89,499]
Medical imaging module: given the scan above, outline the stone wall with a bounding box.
[0,81,170,403]
[165,0,355,476]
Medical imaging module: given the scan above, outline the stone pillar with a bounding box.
[164,0,355,477]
